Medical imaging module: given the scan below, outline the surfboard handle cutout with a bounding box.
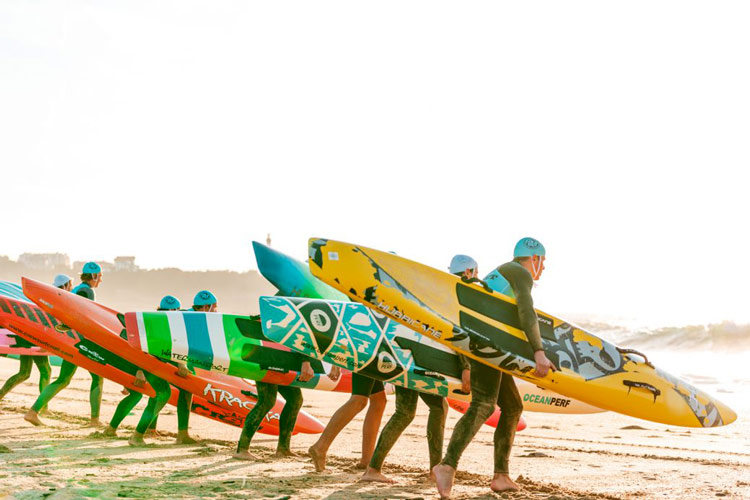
[616,347,654,368]
[623,380,661,403]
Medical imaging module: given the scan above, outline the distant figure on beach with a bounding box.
[359,255,475,484]
[433,238,557,498]
[0,275,70,407]
[266,233,272,247]
[24,263,105,427]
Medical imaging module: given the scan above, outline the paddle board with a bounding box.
[124,311,350,393]
[254,242,602,415]
[307,238,736,428]
[19,278,324,435]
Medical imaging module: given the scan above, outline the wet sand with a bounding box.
[0,358,748,499]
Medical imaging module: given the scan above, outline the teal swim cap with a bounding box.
[159,295,181,310]
[513,237,545,258]
[193,290,217,307]
[82,262,102,274]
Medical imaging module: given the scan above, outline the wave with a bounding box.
[577,320,750,352]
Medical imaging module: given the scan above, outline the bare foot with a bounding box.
[24,410,44,427]
[308,445,326,472]
[274,449,299,458]
[232,450,256,461]
[103,426,117,437]
[128,433,146,446]
[432,464,456,500]
[145,429,161,438]
[360,467,394,483]
[39,408,51,416]
[354,461,368,470]
[175,434,197,445]
[85,418,102,428]
[490,473,520,493]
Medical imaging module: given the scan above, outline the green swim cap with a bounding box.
[513,237,545,258]
[193,290,217,307]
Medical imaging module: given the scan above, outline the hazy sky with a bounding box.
[2,2,748,326]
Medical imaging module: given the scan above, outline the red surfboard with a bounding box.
[16,279,324,435]
[0,328,48,356]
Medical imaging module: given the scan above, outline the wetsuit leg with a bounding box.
[0,356,33,399]
[177,389,192,431]
[276,385,303,452]
[89,372,103,419]
[109,390,143,430]
[30,360,78,412]
[32,356,51,394]
[369,386,418,470]
[493,373,523,474]
[135,375,171,434]
[441,360,500,469]
[236,382,278,453]
[419,391,448,469]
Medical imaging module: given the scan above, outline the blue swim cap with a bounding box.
[513,237,545,258]
[82,262,102,274]
[193,290,217,307]
[159,295,181,310]
[449,255,478,275]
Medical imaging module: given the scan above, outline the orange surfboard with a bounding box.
[20,278,324,435]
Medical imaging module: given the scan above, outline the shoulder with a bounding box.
[498,261,533,289]
[73,284,95,300]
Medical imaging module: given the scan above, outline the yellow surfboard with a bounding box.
[307,238,737,428]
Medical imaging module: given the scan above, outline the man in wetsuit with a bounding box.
[233,339,333,460]
[0,275,70,406]
[165,289,219,445]
[308,370,387,472]
[360,255,476,484]
[433,238,556,498]
[24,263,106,427]
[105,295,181,440]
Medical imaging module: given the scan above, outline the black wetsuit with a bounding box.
[441,260,542,474]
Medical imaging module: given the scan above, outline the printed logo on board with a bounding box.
[377,351,396,373]
[310,309,332,333]
[327,252,339,261]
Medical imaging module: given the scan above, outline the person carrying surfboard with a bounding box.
[359,256,475,484]
[105,295,182,440]
[232,344,329,460]
[0,275,70,409]
[308,369,387,472]
[433,238,557,498]
[166,289,218,444]
[24,263,106,427]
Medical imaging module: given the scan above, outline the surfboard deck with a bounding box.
[124,311,350,393]
[253,242,603,415]
[20,278,324,435]
[306,238,737,428]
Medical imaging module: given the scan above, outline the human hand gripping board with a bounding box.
[306,238,736,428]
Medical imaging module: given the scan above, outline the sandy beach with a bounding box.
[1,358,748,499]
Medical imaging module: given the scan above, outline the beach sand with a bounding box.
[0,358,748,499]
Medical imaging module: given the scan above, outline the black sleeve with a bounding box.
[499,262,544,352]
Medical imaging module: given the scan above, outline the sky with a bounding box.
[2,1,749,326]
